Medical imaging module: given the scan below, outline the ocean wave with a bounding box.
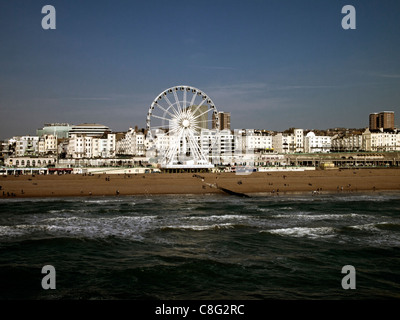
[83,199,128,204]
[185,215,249,221]
[160,223,236,231]
[262,226,336,238]
[348,222,388,232]
[0,225,26,238]
[48,209,87,214]
[271,213,363,220]
[0,215,158,241]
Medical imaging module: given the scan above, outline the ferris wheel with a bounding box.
[146,85,219,167]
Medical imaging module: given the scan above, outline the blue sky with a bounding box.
[1,0,400,138]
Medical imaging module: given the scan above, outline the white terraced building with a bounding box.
[116,128,145,156]
[304,132,331,153]
[38,134,58,155]
[13,136,40,157]
[331,134,363,152]
[362,128,400,151]
[67,133,116,159]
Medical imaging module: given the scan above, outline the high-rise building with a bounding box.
[212,112,231,130]
[369,111,395,131]
[369,113,379,131]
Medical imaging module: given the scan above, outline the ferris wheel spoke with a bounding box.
[163,95,180,117]
[151,114,173,122]
[192,107,213,121]
[183,89,187,110]
[189,91,197,108]
[149,124,170,130]
[191,98,207,116]
[154,104,176,119]
[188,131,206,161]
[167,128,184,163]
[172,90,182,114]
[167,126,181,136]
[158,100,179,117]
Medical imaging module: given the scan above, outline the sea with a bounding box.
[1,191,400,302]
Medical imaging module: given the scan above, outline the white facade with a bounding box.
[38,134,57,155]
[117,128,145,156]
[362,129,400,151]
[304,132,331,153]
[272,133,294,154]
[331,134,363,152]
[244,129,273,151]
[68,133,116,159]
[232,129,255,165]
[293,129,304,153]
[272,129,304,154]
[99,133,116,158]
[201,129,235,164]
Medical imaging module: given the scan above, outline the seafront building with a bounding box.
[1,111,399,171]
[67,132,116,159]
[304,132,332,153]
[362,129,400,152]
[242,129,274,153]
[116,127,145,156]
[38,135,58,155]
[200,129,235,165]
[272,129,304,153]
[331,132,363,152]
[13,136,39,157]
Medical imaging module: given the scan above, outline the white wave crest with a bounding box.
[162,223,235,231]
[264,226,336,238]
[348,223,383,232]
[185,215,248,221]
[0,215,158,241]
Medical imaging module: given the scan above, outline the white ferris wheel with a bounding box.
[146,85,219,168]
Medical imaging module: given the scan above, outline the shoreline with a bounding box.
[1,168,400,199]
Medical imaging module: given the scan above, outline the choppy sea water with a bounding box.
[0,192,400,300]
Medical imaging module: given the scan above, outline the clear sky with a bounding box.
[1,0,400,139]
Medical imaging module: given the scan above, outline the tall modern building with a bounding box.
[369,111,395,131]
[212,112,231,130]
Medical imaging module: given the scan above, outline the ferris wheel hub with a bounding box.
[182,119,190,128]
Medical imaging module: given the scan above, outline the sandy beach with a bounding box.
[1,168,400,198]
